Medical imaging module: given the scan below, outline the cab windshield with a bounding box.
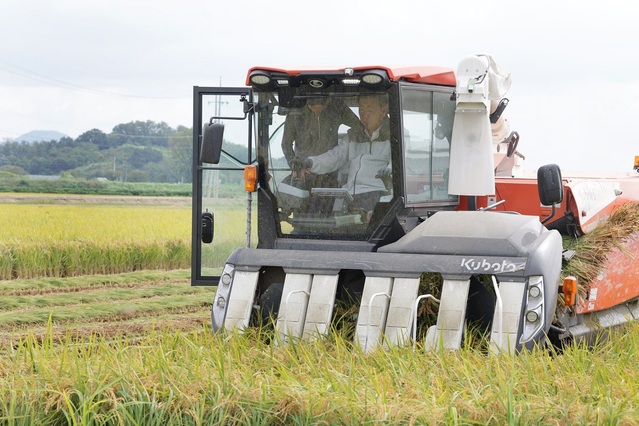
[255,88,395,240]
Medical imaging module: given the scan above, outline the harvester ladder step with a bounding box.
[276,273,312,342]
[490,279,525,354]
[302,274,339,338]
[384,278,421,347]
[355,277,393,352]
[424,279,470,350]
[224,271,260,331]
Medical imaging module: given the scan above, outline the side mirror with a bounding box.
[537,164,563,225]
[537,164,563,206]
[200,122,224,164]
[201,211,213,244]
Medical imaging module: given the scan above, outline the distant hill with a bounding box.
[13,130,68,143]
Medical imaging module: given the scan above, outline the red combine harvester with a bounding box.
[191,54,639,353]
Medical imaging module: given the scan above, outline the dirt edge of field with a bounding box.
[0,193,192,207]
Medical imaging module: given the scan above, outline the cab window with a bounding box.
[401,86,457,206]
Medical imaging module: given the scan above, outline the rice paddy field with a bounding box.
[2,193,639,425]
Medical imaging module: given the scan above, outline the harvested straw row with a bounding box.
[562,201,639,298]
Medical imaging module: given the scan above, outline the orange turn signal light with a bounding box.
[244,165,257,192]
[562,276,578,307]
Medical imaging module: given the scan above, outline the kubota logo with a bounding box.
[461,258,524,273]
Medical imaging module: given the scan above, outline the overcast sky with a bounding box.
[1,0,636,174]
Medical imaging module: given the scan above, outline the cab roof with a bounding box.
[246,65,456,87]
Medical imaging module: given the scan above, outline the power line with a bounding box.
[0,59,188,100]
[109,133,191,139]
[0,129,191,141]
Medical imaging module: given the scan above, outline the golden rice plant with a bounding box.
[0,202,236,279]
[3,322,639,424]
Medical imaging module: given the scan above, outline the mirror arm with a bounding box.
[541,204,556,224]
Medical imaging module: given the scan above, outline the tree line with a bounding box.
[0,121,193,183]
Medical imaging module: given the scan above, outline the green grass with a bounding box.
[0,177,192,197]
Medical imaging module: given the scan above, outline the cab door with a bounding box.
[191,86,254,286]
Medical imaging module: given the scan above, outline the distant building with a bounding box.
[28,175,60,180]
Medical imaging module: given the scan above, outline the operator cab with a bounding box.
[233,69,455,239]
[193,66,460,283]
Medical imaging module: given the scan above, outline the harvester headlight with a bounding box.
[529,285,541,298]
[525,309,539,323]
[250,73,271,86]
[360,70,390,88]
[362,73,383,85]
[211,263,236,332]
[221,273,232,286]
[520,276,545,344]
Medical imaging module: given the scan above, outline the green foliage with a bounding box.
[0,120,193,183]
[0,120,260,187]
[168,126,193,183]
[110,120,174,147]
[0,170,18,179]
[76,128,109,149]
[0,165,28,175]
[0,175,191,196]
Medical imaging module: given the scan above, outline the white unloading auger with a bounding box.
[448,54,515,196]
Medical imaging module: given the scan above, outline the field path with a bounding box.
[0,270,215,349]
[0,193,192,206]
